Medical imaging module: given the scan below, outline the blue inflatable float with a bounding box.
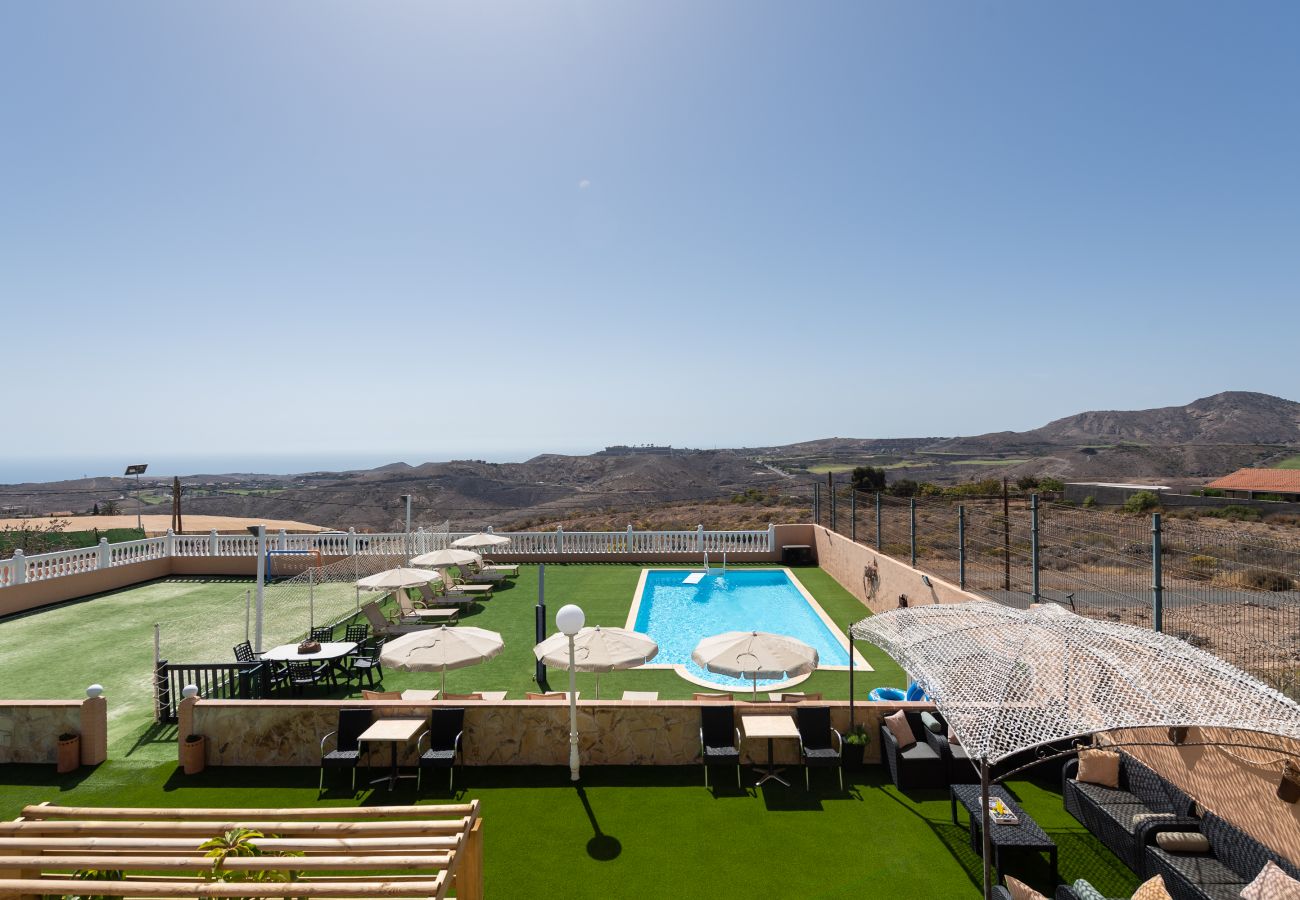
[867,681,929,703]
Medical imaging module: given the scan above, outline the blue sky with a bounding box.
[2,2,1297,480]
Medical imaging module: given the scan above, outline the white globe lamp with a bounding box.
[555,604,585,781]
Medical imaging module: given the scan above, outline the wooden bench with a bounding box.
[0,802,482,900]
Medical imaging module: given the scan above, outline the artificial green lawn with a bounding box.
[0,563,1140,897]
[0,762,1139,899]
[0,565,904,760]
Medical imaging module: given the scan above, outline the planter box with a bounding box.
[843,743,868,770]
[56,735,80,774]
[181,735,206,775]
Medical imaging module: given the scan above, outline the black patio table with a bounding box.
[950,784,1058,884]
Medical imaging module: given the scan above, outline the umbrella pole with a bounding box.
[848,624,855,730]
[595,673,600,700]
[980,757,993,900]
[751,675,757,701]
[441,668,446,696]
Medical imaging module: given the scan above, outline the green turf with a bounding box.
[0,565,903,761]
[0,761,1139,899]
[1274,455,1300,470]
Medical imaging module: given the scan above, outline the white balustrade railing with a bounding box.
[0,524,776,588]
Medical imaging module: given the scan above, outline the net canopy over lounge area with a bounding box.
[850,601,1300,767]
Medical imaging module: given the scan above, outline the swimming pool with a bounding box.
[628,568,857,690]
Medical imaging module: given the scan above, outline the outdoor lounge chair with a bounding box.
[479,557,519,577]
[699,705,742,789]
[918,710,979,785]
[394,591,461,625]
[796,706,843,790]
[457,562,505,583]
[417,707,465,791]
[434,569,495,596]
[319,707,372,791]
[418,580,490,606]
[880,710,945,790]
[362,601,444,636]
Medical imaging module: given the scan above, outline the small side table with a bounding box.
[358,718,425,790]
[742,714,800,787]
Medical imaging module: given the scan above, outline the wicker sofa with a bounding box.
[1063,753,1198,877]
[918,710,980,785]
[1145,811,1300,900]
[879,710,945,790]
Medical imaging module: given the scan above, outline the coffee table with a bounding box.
[950,784,1057,884]
[741,714,800,787]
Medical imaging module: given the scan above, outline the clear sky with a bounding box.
[2,2,1297,480]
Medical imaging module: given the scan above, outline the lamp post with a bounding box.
[556,603,585,782]
[124,464,148,531]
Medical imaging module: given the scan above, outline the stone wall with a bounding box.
[189,698,935,768]
[812,525,977,614]
[0,698,107,766]
[0,559,170,619]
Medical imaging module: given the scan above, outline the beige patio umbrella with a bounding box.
[451,532,510,550]
[533,626,659,698]
[354,567,440,591]
[692,631,819,699]
[380,626,505,694]
[411,547,481,568]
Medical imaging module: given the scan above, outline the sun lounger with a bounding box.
[481,558,519,577]
[417,582,488,607]
[438,568,496,593]
[395,591,460,624]
[362,601,446,636]
[459,562,506,583]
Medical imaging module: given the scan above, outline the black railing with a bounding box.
[154,660,272,723]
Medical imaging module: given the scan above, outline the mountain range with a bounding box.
[3,392,1297,530]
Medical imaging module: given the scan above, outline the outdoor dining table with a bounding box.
[358,717,426,790]
[741,714,800,787]
[259,641,357,662]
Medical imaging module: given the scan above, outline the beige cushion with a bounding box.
[1132,812,1175,829]
[1004,876,1048,900]
[884,710,915,749]
[1077,748,1121,788]
[1153,831,1209,854]
[1130,874,1172,900]
[361,690,402,700]
[948,729,961,745]
[1241,861,1300,900]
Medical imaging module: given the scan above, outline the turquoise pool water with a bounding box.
[632,569,849,689]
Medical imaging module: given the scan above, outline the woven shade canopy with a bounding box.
[850,602,1300,766]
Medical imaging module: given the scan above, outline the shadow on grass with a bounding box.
[122,721,178,758]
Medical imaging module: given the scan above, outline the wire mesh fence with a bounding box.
[823,486,1300,699]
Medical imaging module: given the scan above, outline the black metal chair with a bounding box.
[796,706,843,790]
[349,637,386,687]
[699,705,742,788]
[233,641,255,662]
[287,660,332,695]
[235,640,288,690]
[319,707,372,791]
[417,708,465,791]
[310,626,335,643]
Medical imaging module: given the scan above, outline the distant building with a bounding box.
[600,445,677,456]
[1063,482,1171,505]
[1204,468,1300,502]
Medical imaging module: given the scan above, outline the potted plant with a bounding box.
[56,731,81,774]
[843,723,870,769]
[181,733,206,775]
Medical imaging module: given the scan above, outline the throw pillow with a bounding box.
[1077,749,1121,788]
[920,711,945,735]
[1241,861,1300,900]
[884,710,916,750]
[1071,880,1107,900]
[1132,812,1175,829]
[1131,874,1172,900]
[1004,876,1048,900]
[1153,831,1210,854]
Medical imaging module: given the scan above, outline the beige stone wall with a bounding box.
[0,701,84,764]
[190,698,935,768]
[1111,726,1300,865]
[812,525,977,614]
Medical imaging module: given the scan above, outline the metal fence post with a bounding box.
[812,482,820,525]
[1030,493,1040,604]
[875,493,882,550]
[1152,512,1163,632]
[909,498,917,567]
[958,505,966,590]
[850,491,857,542]
[830,482,837,533]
